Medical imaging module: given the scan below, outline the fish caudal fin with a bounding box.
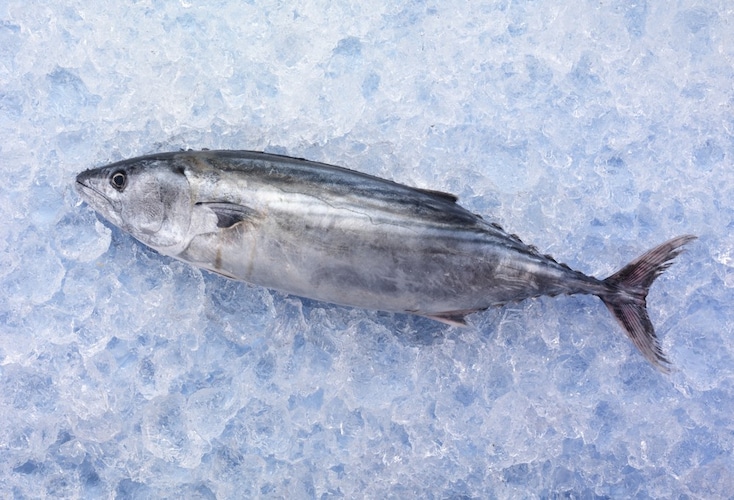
[599,235,696,372]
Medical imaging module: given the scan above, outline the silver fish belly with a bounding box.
[75,150,695,371]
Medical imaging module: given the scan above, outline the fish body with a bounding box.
[75,150,694,370]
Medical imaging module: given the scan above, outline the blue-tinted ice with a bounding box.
[0,1,731,497]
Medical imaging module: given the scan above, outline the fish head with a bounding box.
[75,155,194,254]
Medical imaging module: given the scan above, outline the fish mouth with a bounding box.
[75,170,118,215]
[75,174,102,201]
[75,170,96,191]
[74,178,91,196]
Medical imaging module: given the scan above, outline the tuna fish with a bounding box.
[75,150,695,371]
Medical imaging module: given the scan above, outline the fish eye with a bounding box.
[110,171,127,192]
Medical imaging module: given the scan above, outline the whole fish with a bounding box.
[75,150,695,371]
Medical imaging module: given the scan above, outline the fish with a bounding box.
[75,150,695,371]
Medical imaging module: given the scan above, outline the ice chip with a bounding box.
[142,394,208,469]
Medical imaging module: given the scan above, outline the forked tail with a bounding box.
[599,235,696,372]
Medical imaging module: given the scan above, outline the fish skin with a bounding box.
[75,150,695,371]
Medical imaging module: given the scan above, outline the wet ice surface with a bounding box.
[1,1,732,497]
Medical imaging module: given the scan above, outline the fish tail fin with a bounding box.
[598,235,696,372]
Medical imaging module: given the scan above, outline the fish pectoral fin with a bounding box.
[197,202,258,228]
[424,312,470,327]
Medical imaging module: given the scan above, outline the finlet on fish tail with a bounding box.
[599,235,696,372]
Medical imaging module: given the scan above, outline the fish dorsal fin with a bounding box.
[415,187,459,203]
[196,202,258,228]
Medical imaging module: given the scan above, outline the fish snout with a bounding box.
[74,168,111,209]
[75,169,95,192]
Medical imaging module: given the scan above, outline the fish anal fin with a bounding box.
[203,266,238,280]
[197,202,258,228]
[425,312,470,327]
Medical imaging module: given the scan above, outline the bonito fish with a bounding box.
[75,150,695,371]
